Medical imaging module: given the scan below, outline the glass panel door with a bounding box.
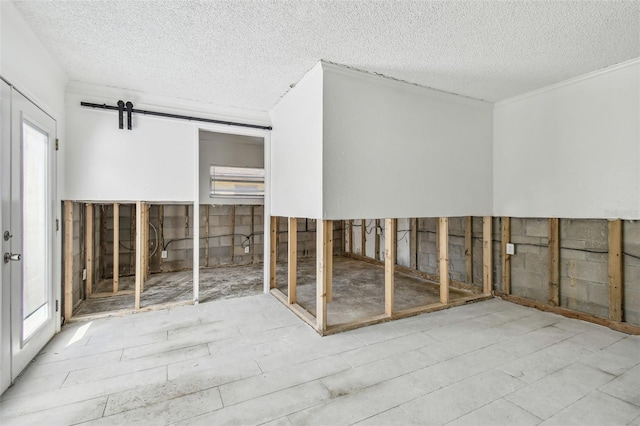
[9,89,57,381]
[21,120,49,340]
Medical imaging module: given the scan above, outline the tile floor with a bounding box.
[1,295,639,425]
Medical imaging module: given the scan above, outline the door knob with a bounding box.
[3,253,21,263]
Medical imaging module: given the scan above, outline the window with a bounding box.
[210,166,264,199]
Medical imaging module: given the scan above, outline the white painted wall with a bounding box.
[0,1,68,393]
[270,62,324,219]
[198,131,264,204]
[494,59,640,219]
[322,63,494,219]
[65,93,196,202]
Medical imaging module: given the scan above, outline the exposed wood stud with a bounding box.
[375,219,381,261]
[85,203,94,297]
[327,220,334,303]
[361,219,367,258]
[501,217,511,294]
[100,206,107,279]
[251,206,256,263]
[113,203,119,293]
[548,218,560,306]
[288,217,297,304]
[341,220,346,255]
[348,219,353,254]
[465,216,473,284]
[609,219,623,322]
[64,201,74,321]
[410,218,418,269]
[393,219,398,265]
[270,216,277,289]
[385,218,396,317]
[134,201,143,310]
[143,203,150,283]
[439,217,449,304]
[129,204,135,275]
[158,205,164,271]
[482,216,492,295]
[230,205,236,263]
[205,205,210,267]
[316,219,332,332]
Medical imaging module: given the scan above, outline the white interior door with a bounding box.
[4,88,57,382]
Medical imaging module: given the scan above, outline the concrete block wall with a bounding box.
[623,221,640,325]
[506,218,639,327]
[275,217,344,261]
[559,219,609,319]
[63,201,102,315]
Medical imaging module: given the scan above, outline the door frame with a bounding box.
[0,79,60,394]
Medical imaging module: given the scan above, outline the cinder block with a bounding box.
[561,219,607,249]
[525,218,548,238]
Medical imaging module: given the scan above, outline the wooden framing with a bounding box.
[608,219,623,321]
[269,216,277,289]
[158,205,164,269]
[439,217,449,304]
[316,219,333,332]
[113,203,119,293]
[230,205,236,262]
[374,219,381,261]
[327,222,333,303]
[496,292,639,335]
[361,219,367,257]
[288,217,297,304]
[64,201,74,320]
[385,218,395,317]
[204,205,210,267]
[85,203,94,296]
[143,203,149,283]
[348,220,353,254]
[465,216,473,284]
[410,218,418,269]
[482,216,492,295]
[548,218,560,306]
[134,201,143,310]
[501,217,511,294]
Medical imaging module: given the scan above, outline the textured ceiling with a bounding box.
[13,0,640,113]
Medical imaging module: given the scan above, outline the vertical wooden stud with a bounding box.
[548,218,560,306]
[251,206,256,263]
[439,217,449,304]
[158,205,164,270]
[288,217,297,304]
[341,220,346,255]
[327,220,333,303]
[143,203,149,283]
[316,219,332,332]
[385,218,395,317]
[129,204,135,275]
[348,219,353,254]
[85,203,94,297]
[465,216,473,284]
[204,205,210,267]
[482,216,492,295]
[501,217,511,294]
[609,219,623,321]
[393,219,398,265]
[361,219,367,257]
[270,216,277,289]
[135,201,143,310]
[375,219,381,261]
[410,218,418,270]
[113,203,119,293]
[64,201,73,320]
[230,205,236,263]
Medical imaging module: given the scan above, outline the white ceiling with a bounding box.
[13,0,640,113]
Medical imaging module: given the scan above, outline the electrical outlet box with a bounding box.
[506,243,515,255]
[244,246,250,254]
[161,250,168,259]
[82,269,87,281]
